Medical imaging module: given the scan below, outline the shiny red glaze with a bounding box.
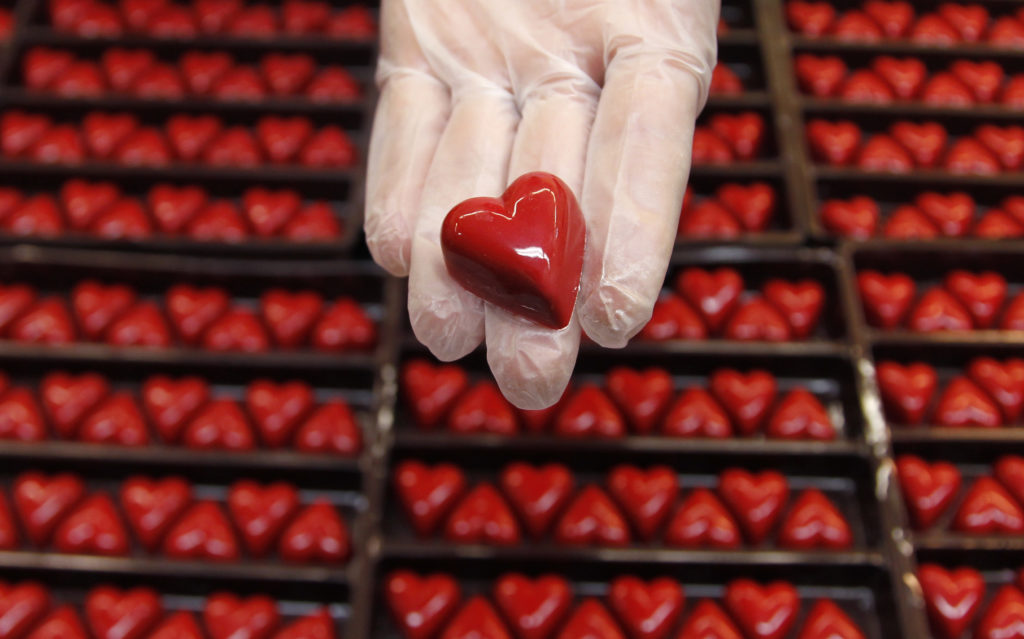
[675,267,743,334]
[794,54,847,97]
[82,112,137,159]
[970,359,1024,422]
[203,594,279,639]
[272,610,335,639]
[935,377,1002,428]
[973,585,1024,639]
[0,581,51,639]
[78,392,149,446]
[553,385,625,439]
[260,289,322,348]
[84,586,162,639]
[718,469,789,545]
[311,299,375,352]
[554,485,630,547]
[102,49,155,91]
[165,284,229,346]
[227,480,299,556]
[294,400,362,455]
[166,114,222,163]
[245,380,314,448]
[40,371,109,438]
[605,367,673,435]
[796,600,865,639]
[664,488,741,549]
[385,571,461,639]
[105,302,171,348]
[394,461,466,537]
[876,361,937,424]
[493,574,571,639]
[607,577,683,639]
[279,500,349,563]
[857,134,913,173]
[916,192,974,238]
[52,494,130,556]
[149,612,203,639]
[945,138,1002,175]
[709,369,777,435]
[776,489,852,549]
[806,120,861,166]
[442,597,512,639]
[607,465,677,541]
[182,399,255,451]
[0,388,47,442]
[638,295,707,341]
[953,477,1024,533]
[896,455,961,530]
[499,462,573,539]
[821,197,878,238]
[120,475,192,551]
[164,501,240,561]
[60,179,120,231]
[918,564,985,639]
[677,600,742,639]
[724,579,799,639]
[857,271,916,329]
[201,309,270,353]
[908,288,973,332]
[9,298,76,344]
[975,125,1024,171]
[402,360,468,430]
[25,606,89,639]
[766,389,835,440]
[662,388,732,439]
[142,375,209,443]
[443,483,520,546]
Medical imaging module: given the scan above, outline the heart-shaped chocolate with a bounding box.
[84,586,162,639]
[394,461,466,537]
[553,386,625,439]
[724,579,798,639]
[953,477,1024,534]
[662,388,732,439]
[203,594,279,639]
[0,388,47,442]
[278,500,350,563]
[446,381,517,436]
[120,475,192,551]
[934,377,1002,428]
[606,577,682,639]
[385,571,461,639]
[182,399,255,451]
[13,471,85,546]
[443,483,520,546]
[776,489,852,549]
[607,465,678,541]
[499,462,573,539]
[554,485,630,547]
[605,368,674,434]
[918,564,984,639]
[876,361,937,424]
[142,375,210,443]
[765,389,835,440]
[227,480,299,556]
[709,369,777,435]
[245,380,314,448]
[664,488,741,548]
[796,600,865,639]
[896,455,961,530]
[677,600,742,639]
[718,469,789,544]
[402,360,468,429]
[493,574,570,639]
[294,400,362,456]
[163,501,240,561]
[52,493,131,556]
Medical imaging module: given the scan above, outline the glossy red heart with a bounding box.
[23,47,74,90]
[910,13,959,44]
[975,125,1024,171]
[664,488,741,548]
[0,581,51,639]
[25,607,89,639]
[39,371,109,438]
[444,483,521,546]
[869,56,925,100]
[203,594,279,639]
[794,54,847,97]
[492,574,570,639]
[919,72,974,107]
[142,375,209,443]
[766,388,835,440]
[446,381,517,436]
[85,586,162,639]
[78,392,149,446]
[307,68,361,102]
[679,201,741,239]
[0,494,18,549]
[149,612,203,639]
[226,5,277,36]
[948,60,1003,104]
[180,51,234,95]
[441,172,584,329]
[606,577,682,639]
[605,368,673,435]
[558,600,623,639]
[776,489,852,549]
[876,362,937,424]
[275,291,351,347]
[820,197,878,239]
[146,183,205,234]
[935,376,1002,428]
[279,500,350,563]
[60,180,119,231]
[202,127,263,167]
[272,610,334,639]
[553,385,625,439]
[785,1,835,35]
[442,597,512,639]
[394,461,466,537]
[918,564,984,639]
[246,380,314,448]
[996,456,1024,507]
[81,112,137,159]
[132,63,185,100]
[908,288,974,332]
[113,126,173,167]
[953,476,1024,533]
[806,120,861,166]
[884,206,937,239]
[0,388,46,442]
[0,283,36,334]
[499,462,573,539]
[638,295,707,341]
[13,471,85,546]
[104,302,171,348]
[974,585,1024,639]
[120,475,191,551]
[242,188,301,238]
[895,455,961,530]
[201,309,270,352]
[763,280,824,339]
[975,210,1024,239]
[146,4,197,37]
[988,15,1024,47]
[796,600,865,639]
[295,400,362,456]
[864,1,914,36]
[719,468,790,546]
[165,114,221,163]
[1,111,52,157]
[4,195,63,237]
[165,284,229,346]
[554,485,630,547]
[708,112,764,160]
[210,66,266,101]
[857,134,913,172]
[281,0,329,34]
[256,117,313,165]
[724,298,793,341]
[662,388,732,438]
[724,580,799,639]
[91,199,153,240]
[886,122,945,169]
[716,182,775,232]
[518,387,569,433]
[607,465,677,541]
[227,480,299,556]
[710,369,777,435]
[53,493,130,556]
[164,501,240,561]
[298,126,356,168]
[71,280,135,342]
[386,571,461,639]
[832,10,883,41]
[401,360,468,429]
[283,201,341,240]
[691,128,734,165]
[182,399,255,451]
[260,54,315,96]
[30,125,86,164]
[946,138,1002,175]
[677,600,742,639]
[856,271,916,329]
[674,267,743,333]
[9,298,76,344]
[101,48,155,92]
[938,3,988,42]
[913,192,974,238]
[840,70,895,103]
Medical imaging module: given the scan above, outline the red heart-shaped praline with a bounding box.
[84,586,162,639]
[895,455,961,530]
[394,461,466,537]
[272,610,334,639]
[40,371,110,438]
[607,577,683,639]
[245,380,314,448]
[13,471,85,546]
[278,500,350,563]
[605,368,673,435]
[385,571,461,639]
[821,197,879,239]
[876,362,937,424]
[972,585,1024,639]
[776,489,852,549]
[638,295,707,341]
[401,359,468,430]
[677,600,742,639]
[78,392,149,446]
[662,387,731,439]
[718,469,789,545]
[806,120,861,166]
[664,488,741,549]
[765,388,835,440]
[709,369,777,435]
[553,385,625,439]
[796,600,865,639]
[499,462,573,539]
[25,606,89,639]
[0,388,47,442]
[675,267,743,333]
[120,475,192,551]
[142,375,209,443]
[294,400,362,456]
[0,581,51,639]
[203,594,279,639]
[149,612,203,639]
[182,399,255,451]
[935,377,1002,428]
[871,56,926,100]
[163,501,240,561]
[554,485,630,547]
[443,483,520,546]
[953,477,1024,534]
[442,597,512,639]
[794,54,847,97]
[607,465,677,541]
[857,271,916,329]
[724,579,798,639]
[441,172,585,330]
[52,493,131,556]
[493,574,570,639]
[227,480,299,556]
[918,564,984,639]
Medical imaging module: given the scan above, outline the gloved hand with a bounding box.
[364,0,718,409]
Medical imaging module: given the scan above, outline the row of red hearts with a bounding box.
[807,120,1023,174]
[644,269,825,342]
[690,111,767,165]
[48,0,375,39]
[919,564,1024,639]
[0,110,358,168]
[22,47,362,104]
[395,462,853,550]
[821,193,1024,240]
[0,281,376,351]
[677,182,777,238]
[404,361,837,440]
[0,472,350,562]
[0,373,362,454]
[795,54,1024,108]
[878,358,1024,427]
[857,270,1024,332]
[0,584,334,639]
[0,181,341,242]
[897,454,1024,534]
[786,1,1024,48]
[387,572,865,639]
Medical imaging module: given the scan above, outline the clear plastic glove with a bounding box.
[364,0,718,409]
